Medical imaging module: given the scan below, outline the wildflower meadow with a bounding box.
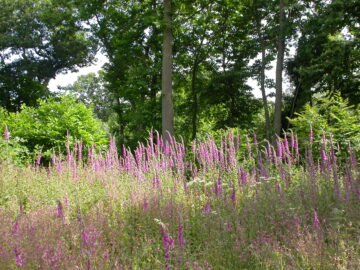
[0,128,359,269]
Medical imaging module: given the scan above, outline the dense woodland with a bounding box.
[1,0,359,152]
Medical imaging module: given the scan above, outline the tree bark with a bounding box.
[191,57,199,140]
[260,47,271,141]
[190,34,206,141]
[161,0,174,142]
[255,13,271,141]
[274,0,286,137]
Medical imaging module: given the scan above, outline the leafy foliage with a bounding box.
[0,137,30,166]
[1,96,108,160]
[61,71,113,121]
[0,0,97,111]
[287,0,360,112]
[289,92,360,156]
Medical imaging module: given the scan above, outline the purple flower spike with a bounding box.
[3,125,9,141]
[322,133,327,147]
[14,248,24,267]
[51,151,56,167]
[81,230,89,247]
[295,135,299,159]
[284,134,289,153]
[57,200,64,220]
[246,138,252,158]
[36,150,42,167]
[313,211,320,230]
[160,223,174,260]
[231,186,236,205]
[204,200,211,214]
[253,132,258,148]
[290,131,295,149]
[178,224,186,249]
[13,219,19,235]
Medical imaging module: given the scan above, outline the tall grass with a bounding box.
[0,131,359,269]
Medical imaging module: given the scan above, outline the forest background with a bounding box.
[0,0,359,160]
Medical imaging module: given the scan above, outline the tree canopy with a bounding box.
[1,0,359,148]
[0,0,97,111]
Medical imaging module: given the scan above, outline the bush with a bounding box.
[1,96,108,162]
[0,136,31,166]
[288,92,360,157]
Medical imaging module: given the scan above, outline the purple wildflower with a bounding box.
[204,200,211,214]
[238,168,247,186]
[290,131,295,149]
[276,138,282,160]
[295,135,299,159]
[313,211,320,230]
[51,151,56,167]
[178,223,186,249]
[160,223,174,260]
[14,248,24,267]
[275,181,281,194]
[57,200,64,220]
[81,230,89,247]
[3,125,9,141]
[231,186,236,205]
[253,132,258,148]
[284,133,289,153]
[78,141,83,163]
[36,150,42,167]
[224,223,233,232]
[143,198,149,211]
[214,174,223,197]
[235,131,240,152]
[322,133,327,147]
[13,219,19,235]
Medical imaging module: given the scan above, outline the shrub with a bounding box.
[1,96,108,162]
[289,92,360,158]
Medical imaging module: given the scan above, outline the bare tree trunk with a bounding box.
[116,98,125,144]
[161,0,174,142]
[190,35,206,141]
[274,0,286,137]
[260,48,271,141]
[191,57,199,140]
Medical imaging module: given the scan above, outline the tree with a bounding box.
[289,92,360,157]
[244,0,277,141]
[287,0,360,115]
[200,70,262,130]
[161,0,174,142]
[60,71,113,121]
[1,96,108,159]
[75,0,165,147]
[274,0,286,137]
[0,0,97,112]
[74,0,281,146]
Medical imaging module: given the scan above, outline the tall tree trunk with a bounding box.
[260,48,271,141]
[255,14,271,141]
[190,35,206,141]
[116,98,125,144]
[161,0,174,142]
[274,0,286,137]
[191,57,199,140]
